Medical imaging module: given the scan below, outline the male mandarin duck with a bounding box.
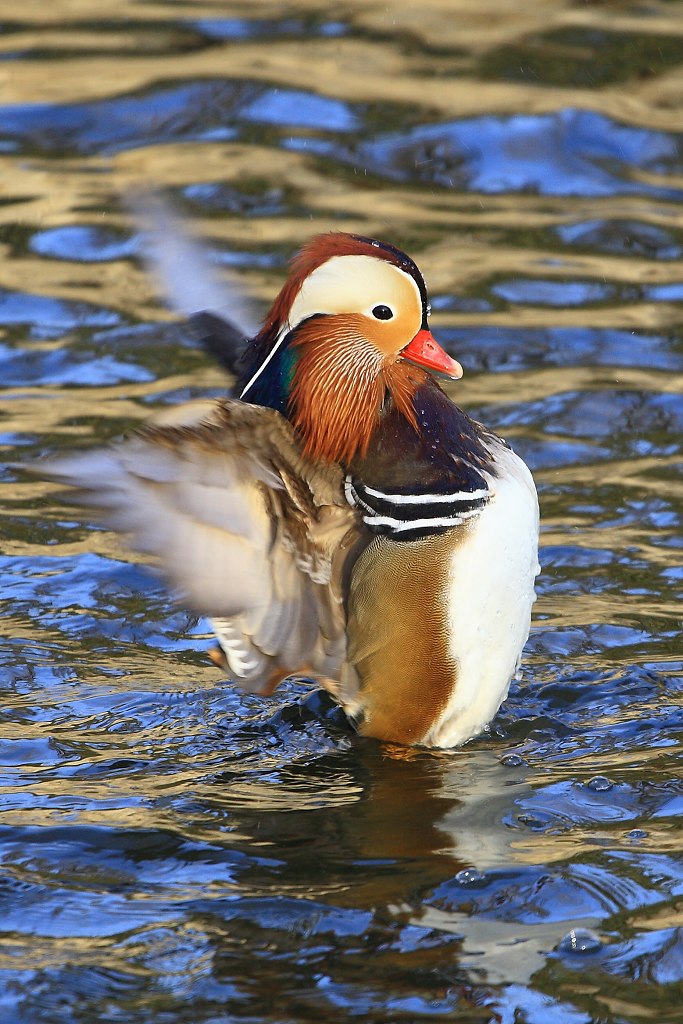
[45,230,539,748]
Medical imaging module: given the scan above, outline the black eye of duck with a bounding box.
[372,304,393,320]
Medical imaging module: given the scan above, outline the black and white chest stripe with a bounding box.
[345,476,490,540]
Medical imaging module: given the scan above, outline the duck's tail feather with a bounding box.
[128,190,260,377]
[188,310,246,377]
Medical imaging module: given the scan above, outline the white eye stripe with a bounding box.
[241,255,422,398]
[288,256,420,329]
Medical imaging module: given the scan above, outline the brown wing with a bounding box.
[41,398,361,692]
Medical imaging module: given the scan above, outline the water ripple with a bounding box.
[1,3,682,1022]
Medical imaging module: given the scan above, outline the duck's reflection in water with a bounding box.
[201,719,562,987]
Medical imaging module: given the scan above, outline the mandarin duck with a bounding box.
[43,229,539,748]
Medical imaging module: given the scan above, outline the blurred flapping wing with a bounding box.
[42,399,360,692]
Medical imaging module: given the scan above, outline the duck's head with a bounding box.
[238,232,462,465]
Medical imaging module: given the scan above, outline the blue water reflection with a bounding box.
[1,81,357,156]
[2,5,683,1024]
[290,109,683,198]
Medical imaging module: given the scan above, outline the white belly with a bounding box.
[425,443,539,748]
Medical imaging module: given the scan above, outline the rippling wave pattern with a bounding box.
[2,3,682,1021]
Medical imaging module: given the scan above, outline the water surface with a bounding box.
[1,3,682,1022]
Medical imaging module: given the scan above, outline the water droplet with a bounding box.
[587,776,613,792]
[556,928,603,956]
[455,867,485,886]
[502,753,525,767]
[627,828,648,840]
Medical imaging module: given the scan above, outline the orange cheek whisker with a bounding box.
[288,316,427,465]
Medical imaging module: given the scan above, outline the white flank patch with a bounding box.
[425,442,540,748]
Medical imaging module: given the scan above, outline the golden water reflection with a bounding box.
[2,2,683,1021]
